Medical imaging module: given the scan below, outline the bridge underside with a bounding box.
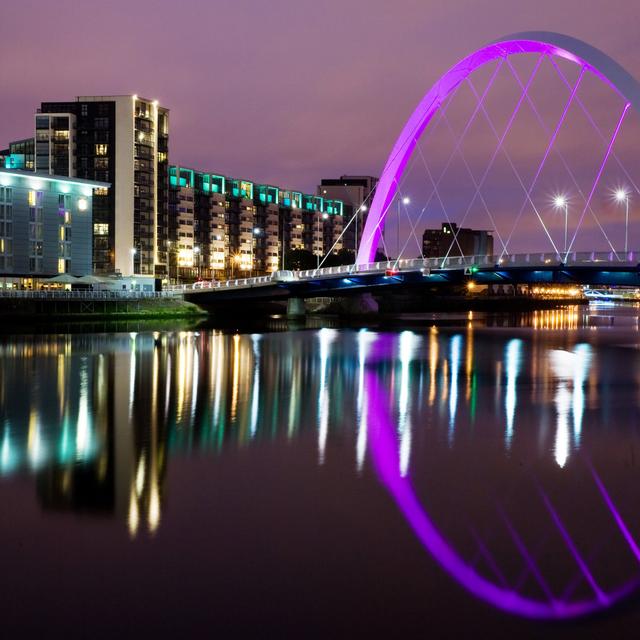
[185,265,640,309]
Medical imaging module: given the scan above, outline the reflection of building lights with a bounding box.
[398,331,418,476]
[555,383,571,468]
[448,335,462,443]
[572,344,592,442]
[429,326,438,406]
[136,456,146,496]
[317,328,337,465]
[356,329,376,472]
[148,482,161,534]
[128,487,139,538]
[505,339,522,448]
[250,335,261,438]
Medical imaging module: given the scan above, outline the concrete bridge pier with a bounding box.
[286,297,306,319]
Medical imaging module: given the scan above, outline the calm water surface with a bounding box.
[3,305,640,637]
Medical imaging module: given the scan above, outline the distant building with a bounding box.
[422,222,493,258]
[0,168,108,287]
[318,175,378,252]
[2,138,35,171]
[169,165,346,281]
[30,95,169,277]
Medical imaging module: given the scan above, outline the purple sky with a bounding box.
[2,0,639,253]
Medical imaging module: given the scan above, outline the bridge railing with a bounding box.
[0,290,178,300]
[178,250,639,293]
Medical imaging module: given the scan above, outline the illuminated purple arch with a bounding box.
[356,31,640,265]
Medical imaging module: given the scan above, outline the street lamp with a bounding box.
[130,247,137,276]
[396,196,410,258]
[554,195,569,253]
[355,203,367,255]
[231,253,242,279]
[317,212,328,268]
[615,189,630,254]
[253,227,262,276]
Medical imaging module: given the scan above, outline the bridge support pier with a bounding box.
[286,297,306,319]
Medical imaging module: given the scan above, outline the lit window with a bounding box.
[94,223,109,236]
[94,187,108,196]
[65,211,71,224]
[28,190,36,207]
[95,144,108,156]
[58,258,66,274]
[77,198,88,211]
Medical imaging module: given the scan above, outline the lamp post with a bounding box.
[253,227,262,276]
[398,197,410,258]
[231,253,241,279]
[356,204,367,256]
[317,213,329,268]
[130,247,137,276]
[554,195,569,253]
[616,189,630,254]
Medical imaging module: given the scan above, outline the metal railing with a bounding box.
[166,250,640,294]
[0,290,179,300]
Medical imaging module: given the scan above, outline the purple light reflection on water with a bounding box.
[364,368,640,619]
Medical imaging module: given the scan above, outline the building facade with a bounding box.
[0,168,107,287]
[33,95,169,277]
[169,165,345,281]
[422,222,494,258]
[318,175,378,252]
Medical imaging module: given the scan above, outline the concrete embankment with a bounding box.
[0,295,206,319]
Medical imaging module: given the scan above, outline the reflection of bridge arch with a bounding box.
[365,368,640,619]
[357,32,640,265]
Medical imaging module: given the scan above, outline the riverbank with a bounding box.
[0,295,206,319]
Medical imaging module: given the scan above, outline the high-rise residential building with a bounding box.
[0,167,107,287]
[33,95,169,276]
[169,165,345,281]
[318,175,378,252]
[422,222,494,259]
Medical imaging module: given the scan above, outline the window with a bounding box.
[95,144,108,156]
[94,157,108,169]
[80,104,88,116]
[28,190,36,207]
[94,187,108,196]
[94,223,109,236]
[58,258,66,274]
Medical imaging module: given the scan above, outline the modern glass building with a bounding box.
[0,168,107,288]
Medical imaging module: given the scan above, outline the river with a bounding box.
[2,304,640,637]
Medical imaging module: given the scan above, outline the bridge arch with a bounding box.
[356,31,640,265]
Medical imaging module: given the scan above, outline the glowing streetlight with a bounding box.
[355,204,368,255]
[231,253,242,278]
[553,195,569,253]
[615,189,630,254]
[317,212,329,268]
[395,196,410,258]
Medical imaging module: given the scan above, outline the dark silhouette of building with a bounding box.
[422,222,493,258]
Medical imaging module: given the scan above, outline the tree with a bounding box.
[284,249,316,271]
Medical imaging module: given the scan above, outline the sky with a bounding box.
[1,0,639,253]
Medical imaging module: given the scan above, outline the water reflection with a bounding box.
[2,314,640,620]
